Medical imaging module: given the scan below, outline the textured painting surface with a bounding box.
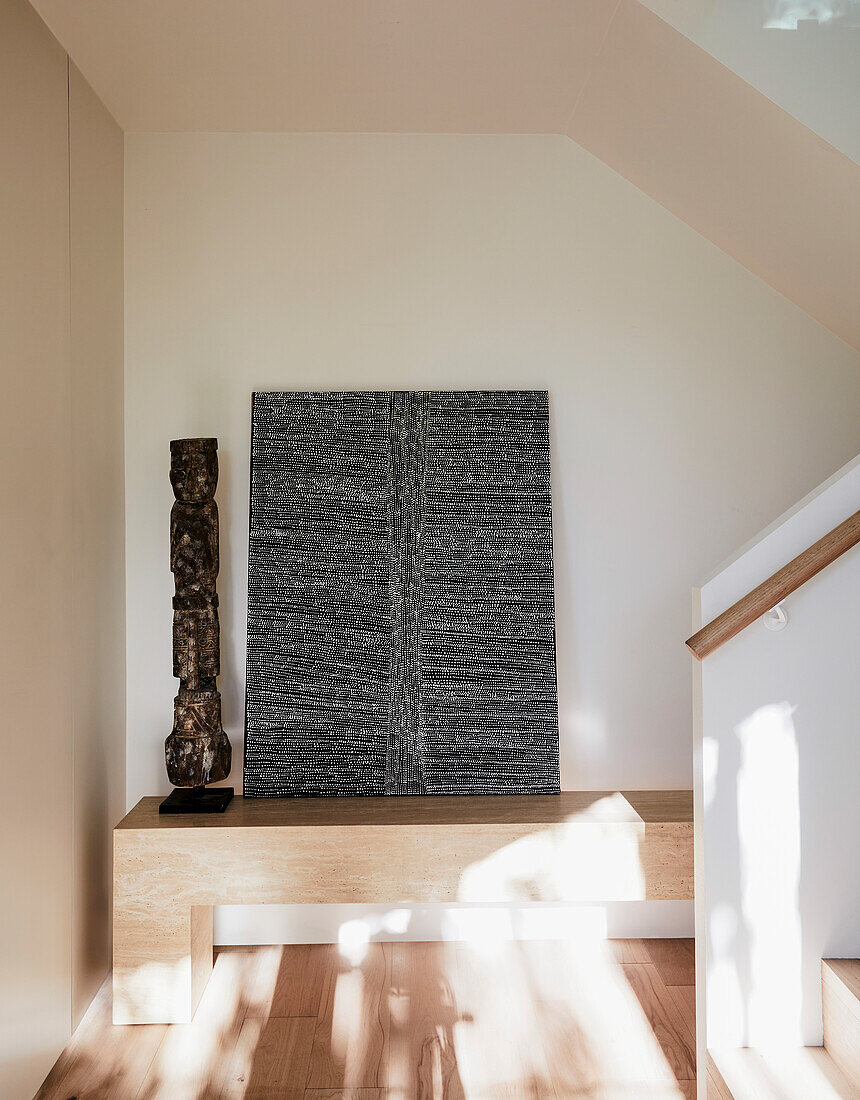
[245,391,559,796]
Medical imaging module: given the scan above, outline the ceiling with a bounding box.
[566,0,860,352]
[28,0,617,133]
[641,0,860,163]
[27,0,860,351]
[28,0,860,165]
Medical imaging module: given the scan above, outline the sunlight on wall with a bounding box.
[708,904,745,1045]
[706,702,804,1050]
[738,702,803,1048]
[336,905,610,964]
[445,905,608,944]
[339,909,411,966]
[702,737,720,811]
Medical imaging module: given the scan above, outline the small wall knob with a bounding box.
[762,603,788,631]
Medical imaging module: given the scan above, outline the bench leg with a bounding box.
[113,903,213,1024]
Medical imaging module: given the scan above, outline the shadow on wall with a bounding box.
[213,441,246,785]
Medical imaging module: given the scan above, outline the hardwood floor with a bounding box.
[35,938,696,1099]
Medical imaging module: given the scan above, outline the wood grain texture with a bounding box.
[667,984,696,1045]
[686,509,860,659]
[135,947,258,1099]
[38,940,699,1099]
[113,792,693,1023]
[707,1054,735,1100]
[303,1092,388,1099]
[306,944,391,1089]
[246,944,336,1019]
[34,976,165,1100]
[388,942,465,1099]
[824,958,860,1005]
[117,790,693,829]
[645,939,696,986]
[822,959,860,1086]
[609,939,653,965]
[622,964,696,1082]
[225,1017,316,1100]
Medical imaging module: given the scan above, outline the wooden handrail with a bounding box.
[686,508,860,660]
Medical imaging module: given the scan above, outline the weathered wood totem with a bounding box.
[161,438,233,813]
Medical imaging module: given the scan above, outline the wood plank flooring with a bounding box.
[35,938,696,1099]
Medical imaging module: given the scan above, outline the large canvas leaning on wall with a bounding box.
[244,390,559,797]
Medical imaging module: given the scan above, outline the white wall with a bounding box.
[697,456,860,1056]
[124,132,860,943]
[0,2,124,1095]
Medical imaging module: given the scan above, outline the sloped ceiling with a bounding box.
[27,0,860,350]
[567,0,860,352]
[25,0,617,133]
[640,0,860,165]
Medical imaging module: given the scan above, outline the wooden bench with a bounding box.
[112,790,693,1024]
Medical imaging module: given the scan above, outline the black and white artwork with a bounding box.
[244,390,559,797]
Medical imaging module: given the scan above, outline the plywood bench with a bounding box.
[113,790,693,1024]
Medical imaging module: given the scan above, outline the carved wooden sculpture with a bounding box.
[161,438,233,813]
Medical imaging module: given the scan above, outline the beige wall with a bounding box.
[0,2,124,1095]
[68,61,126,1026]
[124,132,860,942]
[0,0,73,1092]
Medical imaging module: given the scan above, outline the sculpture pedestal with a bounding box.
[159,786,234,814]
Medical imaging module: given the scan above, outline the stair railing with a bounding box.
[686,508,860,660]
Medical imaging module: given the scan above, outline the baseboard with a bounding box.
[214,900,695,946]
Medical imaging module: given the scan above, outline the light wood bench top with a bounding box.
[118,790,693,830]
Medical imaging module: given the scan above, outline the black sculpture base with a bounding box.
[159,786,234,814]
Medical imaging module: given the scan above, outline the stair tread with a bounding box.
[712,1045,860,1100]
[823,959,860,1089]
[824,959,860,1006]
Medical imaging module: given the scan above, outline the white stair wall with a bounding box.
[693,454,860,1099]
